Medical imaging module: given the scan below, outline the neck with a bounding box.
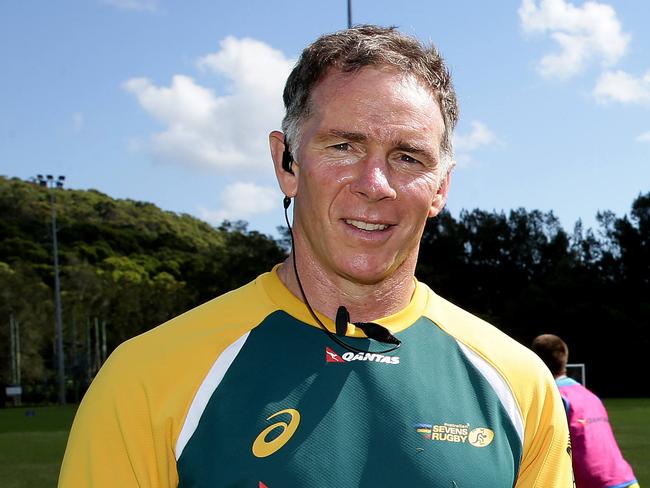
[277,252,417,324]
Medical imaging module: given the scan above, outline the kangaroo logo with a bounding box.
[468,427,494,447]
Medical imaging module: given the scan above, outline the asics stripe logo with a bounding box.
[252,408,301,458]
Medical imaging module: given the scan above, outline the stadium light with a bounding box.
[347,0,352,28]
[34,174,67,405]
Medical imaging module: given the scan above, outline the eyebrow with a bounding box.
[316,130,439,164]
[318,129,368,143]
[394,141,438,164]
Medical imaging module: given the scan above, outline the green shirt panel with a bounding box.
[177,310,521,487]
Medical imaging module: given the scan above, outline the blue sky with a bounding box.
[2,0,649,237]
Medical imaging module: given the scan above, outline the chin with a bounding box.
[337,258,396,286]
[343,272,386,286]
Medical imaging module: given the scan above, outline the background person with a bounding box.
[60,26,573,486]
[532,334,639,488]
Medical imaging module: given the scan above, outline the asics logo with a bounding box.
[252,408,301,458]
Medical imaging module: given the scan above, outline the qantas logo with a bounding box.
[325,347,345,362]
[325,347,400,365]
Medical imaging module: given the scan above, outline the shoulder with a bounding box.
[559,379,604,407]
[420,287,572,484]
[90,271,281,416]
[76,272,281,453]
[62,274,278,487]
[112,271,278,371]
[421,287,569,465]
[422,288,549,387]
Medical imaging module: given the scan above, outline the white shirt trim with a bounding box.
[175,332,250,460]
[456,341,525,445]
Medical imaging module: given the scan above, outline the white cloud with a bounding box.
[519,0,629,79]
[593,70,650,105]
[72,112,84,133]
[454,121,498,152]
[123,37,294,172]
[102,0,158,11]
[636,131,650,143]
[452,121,499,168]
[199,182,281,223]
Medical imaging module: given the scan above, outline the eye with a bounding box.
[399,153,421,165]
[330,142,351,151]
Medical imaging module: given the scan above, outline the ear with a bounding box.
[428,165,453,218]
[270,130,299,198]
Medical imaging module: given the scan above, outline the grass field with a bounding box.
[0,399,648,487]
[605,398,650,484]
[0,405,76,488]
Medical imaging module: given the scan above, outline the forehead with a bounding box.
[306,66,444,145]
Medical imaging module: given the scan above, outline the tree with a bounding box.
[0,262,53,401]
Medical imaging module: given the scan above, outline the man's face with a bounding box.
[289,66,450,285]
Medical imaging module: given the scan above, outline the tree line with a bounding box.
[0,175,648,402]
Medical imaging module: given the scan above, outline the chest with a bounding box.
[176,316,521,487]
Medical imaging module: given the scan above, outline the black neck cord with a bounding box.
[283,196,401,355]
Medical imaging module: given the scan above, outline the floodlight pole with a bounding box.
[347,0,353,28]
[36,174,66,405]
[51,183,66,405]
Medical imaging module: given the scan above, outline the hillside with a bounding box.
[0,176,286,401]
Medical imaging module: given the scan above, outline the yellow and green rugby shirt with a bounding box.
[60,267,573,487]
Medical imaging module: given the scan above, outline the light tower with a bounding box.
[35,174,66,405]
[347,0,353,28]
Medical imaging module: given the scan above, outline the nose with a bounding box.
[349,156,397,202]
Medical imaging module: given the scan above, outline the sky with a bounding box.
[2,0,649,237]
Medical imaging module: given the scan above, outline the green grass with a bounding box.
[604,398,650,485]
[0,405,76,488]
[0,400,647,487]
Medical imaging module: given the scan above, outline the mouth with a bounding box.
[344,219,391,231]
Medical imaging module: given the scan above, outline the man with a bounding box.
[60,26,573,486]
[532,334,640,488]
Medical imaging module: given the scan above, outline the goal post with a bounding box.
[566,363,586,386]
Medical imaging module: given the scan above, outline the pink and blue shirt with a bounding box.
[558,376,638,488]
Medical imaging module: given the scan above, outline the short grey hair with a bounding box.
[281,25,459,173]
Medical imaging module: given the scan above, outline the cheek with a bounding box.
[399,177,439,209]
[302,163,353,202]
[333,166,356,185]
[296,171,338,220]
[315,157,357,183]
